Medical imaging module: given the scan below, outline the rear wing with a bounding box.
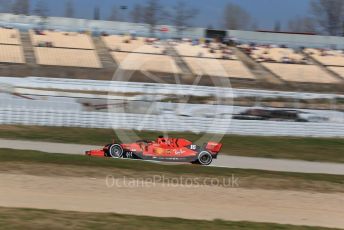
[205,142,222,154]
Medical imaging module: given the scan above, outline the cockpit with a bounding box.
[156,136,175,147]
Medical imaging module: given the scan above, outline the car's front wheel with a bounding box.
[197,151,213,165]
[109,144,123,158]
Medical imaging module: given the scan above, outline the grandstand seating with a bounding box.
[184,57,254,79]
[112,52,181,74]
[305,48,344,66]
[0,28,25,64]
[0,44,25,64]
[30,29,102,68]
[244,46,308,64]
[34,47,101,68]
[0,28,21,45]
[238,44,343,83]
[328,67,344,79]
[262,63,340,83]
[0,24,342,86]
[175,42,237,59]
[30,30,94,49]
[102,35,165,54]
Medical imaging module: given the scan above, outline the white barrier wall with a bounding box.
[1,76,343,100]
[0,108,343,138]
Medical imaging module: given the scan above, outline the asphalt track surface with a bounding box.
[1,173,344,229]
[1,138,344,228]
[1,139,344,175]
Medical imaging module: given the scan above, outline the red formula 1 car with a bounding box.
[85,136,222,165]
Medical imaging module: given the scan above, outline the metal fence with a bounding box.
[0,108,343,137]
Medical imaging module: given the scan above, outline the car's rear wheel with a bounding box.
[109,144,123,158]
[197,151,213,165]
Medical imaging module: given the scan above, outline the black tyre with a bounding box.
[109,144,123,158]
[197,151,213,165]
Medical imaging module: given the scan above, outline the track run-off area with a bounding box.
[1,173,343,229]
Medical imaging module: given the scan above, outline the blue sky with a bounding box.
[29,0,312,30]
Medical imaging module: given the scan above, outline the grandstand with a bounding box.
[304,48,344,66]
[239,44,342,84]
[102,35,254,79]
[0,28,25,64]
[29,30,94,49]
[0,27,21,45]
[34,47,101,68]
[101,35,179,74]
[0,14,343,91]
[174,42,236,59]
[102,35,165,54]
[328,67,344,79]
[112,52,181,74]
[184,57,254,79]
[174,41,254,79]
[304,48,344,79]
[247,46,308,64]
[0,44,25,64]
[30,29,102,68]
[262,63,340,84]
